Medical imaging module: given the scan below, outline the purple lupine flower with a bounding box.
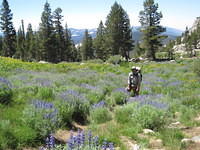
[92,100,106,109]
[0,77,12,89]
[80,83,99,91]
[59,89,88,104]
[49,134,55,148]
[109,142,114,150]
[45,137,50,148]
[102,141,107,150]
[93,136,99,146]
[127,94,168,110]
[67,138,74,150]
[88,130,92,146]
[77,129,82,147]
[113,87,130,95]
[80,130,85,145]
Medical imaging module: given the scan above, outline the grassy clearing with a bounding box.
[0,56,200,149]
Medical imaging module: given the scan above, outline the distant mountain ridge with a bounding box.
[70,26,183,44]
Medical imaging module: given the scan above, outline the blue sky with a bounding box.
[7,0,200,31]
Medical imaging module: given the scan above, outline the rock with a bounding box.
[181,138,192,144]
[115,147,120,150]
[54,129,72,143]
[191,136,200,143]
[149,139,163,149]
[133,144,140,150]
[174,112,181,118]
[80,63,85,65]
[38,60,48,64]
[171,121,181,125]
[143,129,155,134]
[194,115,200,121]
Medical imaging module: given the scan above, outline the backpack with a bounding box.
[129,72,142,88]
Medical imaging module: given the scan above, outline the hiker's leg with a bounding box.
[133,88,137,97]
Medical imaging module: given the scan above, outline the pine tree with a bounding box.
[139,0,166,60]
[39,1,56,62]
[53,7,65,62]
[0,0,16,57]
[81,29,93,60]
[64,23,73,61]
[104,2,133,60]
[16,20,26,60]
[93,21,105,60]
[26,23,38,61]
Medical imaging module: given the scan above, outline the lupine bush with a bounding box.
[89,107,112,124]
[131,105,166,130]
[193,59,200,77]
[22,100,61,138]
[58,90,90,124]
[0,77,13,104]
[106,55,121,65]
[41,130,114,150]
[1,57,200,150]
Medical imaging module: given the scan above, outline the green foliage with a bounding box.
[83,59,104,64]
[106,55,121,65]
[0,0,16,57]
[90,107,112,124]
[159,128,184,149]
[0,120,17,149]
[132,105,166,130]
[39,1,57,63]
[115,103,137,124]
[53,7,65,62]
[108,91,127,105]
[22,104,60,139]
[93,21,106,60]
[81,29,94,61]
[104,2,133,59]
[37,87,54,100]
[193,59,200,77]
[56,102,74,126]
[139,0,166,60]
[0,80,12,105]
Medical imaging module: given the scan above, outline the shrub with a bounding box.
[0,77,12,104]
[131,105,166,130]
[22,100,61,138]
[84,59,104,64]
[115,103,137,124]
[59,90,90,124]
[106,55,121,65]
[159,128,184,149]
[90,107,112,124]
[0,120,17,149]
[56,102,74,126]
[37,87,54,100]
[193,59,200,77]
[107,88,129,106]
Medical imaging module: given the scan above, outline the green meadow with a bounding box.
[0,57,200,150]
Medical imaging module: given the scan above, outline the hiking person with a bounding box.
[126,66,142,96]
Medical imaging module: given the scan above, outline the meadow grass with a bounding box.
[0,57,200,149]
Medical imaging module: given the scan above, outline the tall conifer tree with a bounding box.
[39,1,56,62]
[0,0,16,57]
[53,7,65,62]
[139,0,166,60]
[93,21,106,60]
[81,29,93,60]
[104,2,133,59]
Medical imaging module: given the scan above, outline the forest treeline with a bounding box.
[0,0,167,62]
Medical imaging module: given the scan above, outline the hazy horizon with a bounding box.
[6,0,200,31]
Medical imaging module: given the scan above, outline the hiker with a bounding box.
[126,66,142,96]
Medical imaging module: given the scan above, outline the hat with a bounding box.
[131,66,136,70]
